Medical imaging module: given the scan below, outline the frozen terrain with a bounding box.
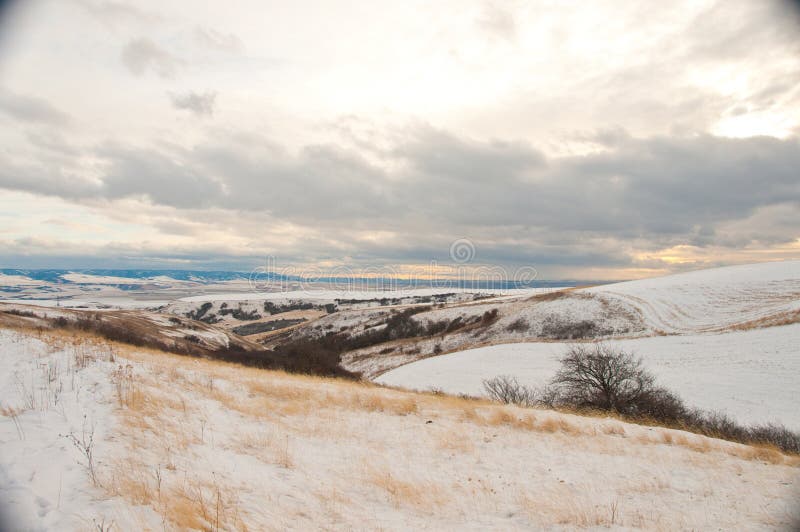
[588,260,800,333]
[1,326,798,530]
[377,261,800,429]
[377,324,800,430]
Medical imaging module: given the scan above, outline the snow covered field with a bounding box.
[2,327,798,530]
[377,324,800,430]
[588,260,800,333]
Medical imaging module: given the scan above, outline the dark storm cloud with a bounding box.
[168,91,217,116]
[120,38,181,78]
[98,144,224,208]
[0,88,70,125]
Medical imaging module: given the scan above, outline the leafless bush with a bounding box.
[747,423,800,454]
[550,344,666,415]
[62,415,98,485]
[483,375,537,407]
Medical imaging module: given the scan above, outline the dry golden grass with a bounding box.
[518,489,624,528]
[603,423,627,436]
[435,428,475,453]
[728,309,800,331]
[231,430,293,468]
[536,415,581,434]
[10,323,799,468]
[4,322,799,530]
[365,465,448,511]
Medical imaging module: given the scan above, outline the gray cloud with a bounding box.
[0,88,70,125]
[1,124,798,271]
[168,91,217,116]
[120,38,181,78]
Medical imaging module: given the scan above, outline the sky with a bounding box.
[0,0,799,280]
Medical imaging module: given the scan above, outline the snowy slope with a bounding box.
[585,260,800,333]
[0,330,161,530]
[377,324,800,430]
[2,327,798,530]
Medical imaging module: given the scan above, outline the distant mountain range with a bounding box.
[0,269,612,290]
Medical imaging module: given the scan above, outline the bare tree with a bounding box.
[551,344,656,413]
[483,375,536,407]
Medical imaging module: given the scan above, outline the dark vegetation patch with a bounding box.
[232,319,306,336]
[505,318,529,333]
[540,315,615,339]
[219,306,261,321]
[263,301,334,315]
[46,312,357,379]
[334,293,457,308]
[186,302,213,321]
[1,308,38,318]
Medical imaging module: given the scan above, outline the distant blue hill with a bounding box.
[1,269,615,290]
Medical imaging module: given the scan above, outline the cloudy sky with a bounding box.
[0,0,799,279]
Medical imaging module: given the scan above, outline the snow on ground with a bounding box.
[178,287,558,303]
[0,274,47,287]
[2,327,798,530]
[377,324,800,431]
[0,297,171,310]
[0,330,161,530]
[586,260,800,333]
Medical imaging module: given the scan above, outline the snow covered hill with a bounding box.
[1,326,798,530]
[587,260,800,334]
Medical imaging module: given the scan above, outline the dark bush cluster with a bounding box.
[186,302,213,321]
[264,300,317,314]
[483,344,800,454]
[540,316,613,339]
[219,306,261,321]
[232,319,305,336]
[1,308,38,318]
[481,308,499,325]
[505,318,529,333]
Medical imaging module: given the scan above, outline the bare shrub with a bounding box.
[62,415,98,485]
[551,344,668,416]
[747,423,800,454]
[541,316,611,339]
[483,375,536,407]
